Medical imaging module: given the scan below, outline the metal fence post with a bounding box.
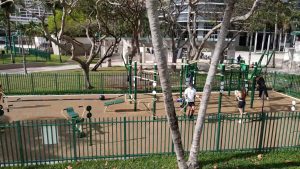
[100,74,104,94]
[78,73,81,91]
[250,76,256,108]
[272,72,277,90]
[153,64,157,117]
[228,70,233,96]
[258,112,266,152]
[55,74,58,93]
[179,60,184,98]
[72,119,77,161]
[5,73,10,93]
[16,121,25,166]
[216,64,225,151]
[30,73,34,94]
[123,116,127,159]
[134,61,137,111]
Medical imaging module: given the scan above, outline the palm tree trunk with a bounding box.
[187,0,236,168]
[146,0,187,168]
[5,9,14,63]
[260,26,266,53]
[20,31,27,74]
[272,17,278,68]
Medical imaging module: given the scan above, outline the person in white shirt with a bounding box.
[184,83,198,119]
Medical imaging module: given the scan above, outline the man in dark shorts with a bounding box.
[184,83,198,119]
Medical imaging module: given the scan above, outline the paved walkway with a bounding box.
[0,51,298,74]
[0,62,126,74]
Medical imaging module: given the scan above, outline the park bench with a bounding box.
[103,98,125,113]
[61,107,85,137]
[65,107,79,119]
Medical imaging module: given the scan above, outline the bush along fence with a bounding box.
[0,48,51,63]
[0,112,299,166]
[28,48,51,61]
[0,71,288,96]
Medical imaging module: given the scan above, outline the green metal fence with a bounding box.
[0,71,250,95]
[28,49,51,61]
[0,112,299,166]
[271,72,300,98]
[0,71,300,98]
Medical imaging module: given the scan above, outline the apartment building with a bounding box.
[10,0,52,23]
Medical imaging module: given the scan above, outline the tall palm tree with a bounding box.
[26,21,39,49]
[187,0,236,167]
[146,0,187,168]
[0,0,15,63]
[147,0,237,168]
[16,23,27,74]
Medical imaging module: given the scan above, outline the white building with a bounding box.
[175,0,226,40]
[10,0,52,23]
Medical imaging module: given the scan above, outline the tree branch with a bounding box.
[192,0,264,60]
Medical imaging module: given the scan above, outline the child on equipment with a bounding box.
[184,83,199,119]
[235,88,246,124]
[256,75,269,100]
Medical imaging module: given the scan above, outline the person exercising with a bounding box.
[235,88,246,123]
[184,83,198,119]
[256,75,269,100]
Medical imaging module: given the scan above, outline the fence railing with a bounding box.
[0,112,299,166]
[28,48,51,61]
[0,48,50,63]
[0,71,299,99]
[0,71,258,95]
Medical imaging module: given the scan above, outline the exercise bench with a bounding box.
[61,107,85,137]
[103,98,125,113]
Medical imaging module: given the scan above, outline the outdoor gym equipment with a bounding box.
[61,106,86,138]
[179,57,198,99]
[126,61,158,118]
[223,50,274,109]
[99,95,105,100]
[249,50,274,108]
[103,98,125,113]
[85,105,93,146]
[0,92,10,112]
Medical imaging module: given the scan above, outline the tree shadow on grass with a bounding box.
[200,152,300,169]
[216,161,300,169]
[200,152,257,166]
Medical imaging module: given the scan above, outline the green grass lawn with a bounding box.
[2,151,300,169]
[0,54,71,65]
[39,66,127,74]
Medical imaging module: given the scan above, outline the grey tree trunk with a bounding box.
[272,20,278,68]
[248,32,253,65]
[146,0,187,168]
[20,31,27,74]
[5,9,14,63]
[261,26,266,53]
[254,32,258,53]
[82,66,92,89]
[187,0,236,168]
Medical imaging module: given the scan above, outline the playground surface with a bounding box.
[1,91,298,122]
